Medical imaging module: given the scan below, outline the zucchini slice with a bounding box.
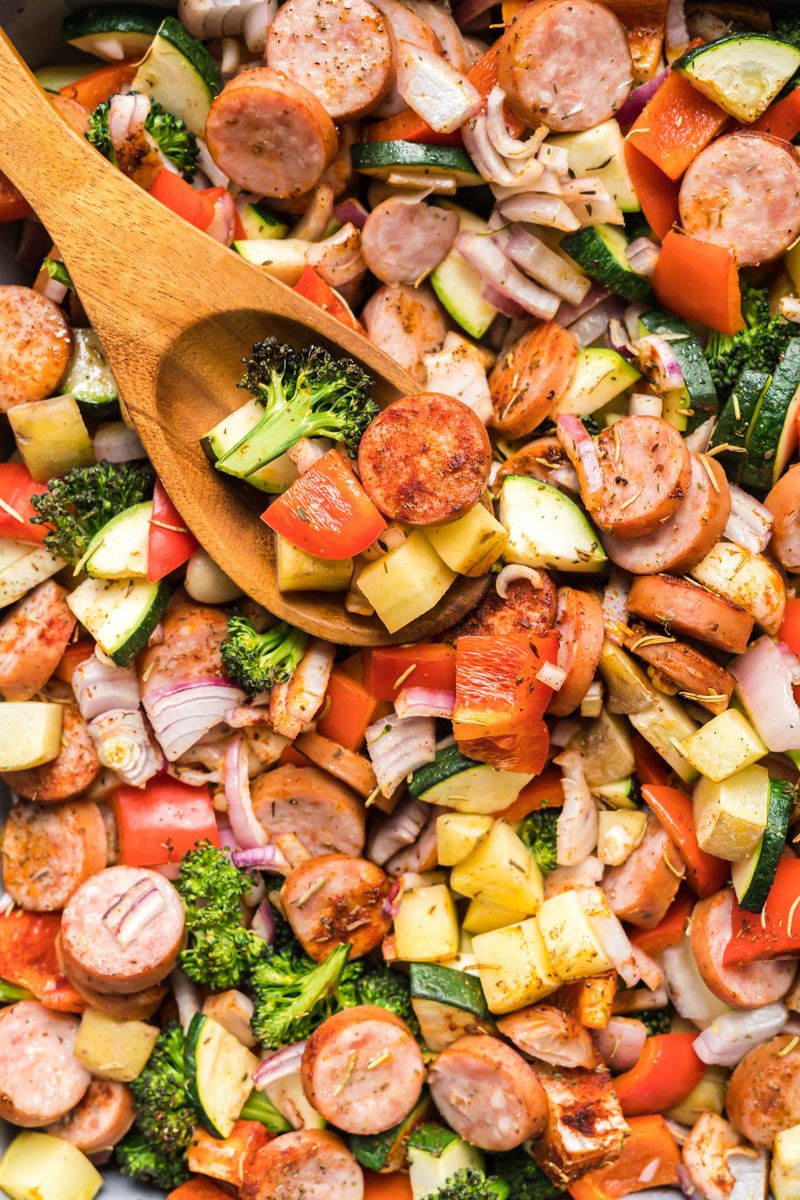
[67,576,171,667]
[84,501,152,580]
[732,779,793,913]
[201,400,298,493]
[409,963,494,1051]
[349,1095,431,1172]
[352,140,482,186]
[132,16,222,135]
[237,201,290,241]
[431,201,498,338]
[35,65,89,92]
[409,742,533,814]
[61,329,119,416]
[638,309,718,433]
[552,346,641,419]
[708,368,770,476]
[741,339,800,491]
[549,119,639,212]
[499,475,608,574]
[185,1013,259,1139]
[560,224,653,302]
[675,34,800,123]
[62,4,170,61]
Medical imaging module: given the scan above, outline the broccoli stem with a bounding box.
[239,1088,292,1134]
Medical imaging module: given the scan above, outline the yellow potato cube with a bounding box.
[450,820,544,915]
[8,394,94,483]
[681,709,767,782]
[772,1122,800,1200]
[462,897,530,934]
[0,1133,102,1200]
[538,890,614,983]
[424,504,509,577]
[472,918,559,1013]
[597,809,647,866]
[357,531,456,634]
[0,702,62,770]
[276,535,353,593]
[394,884,459,961]
[436,814,494,866]
[693,764,770,861]
[74,1009,160,1082]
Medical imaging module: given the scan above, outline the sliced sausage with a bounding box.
[679,132,800,266]
[428,1034,547,1151]
[362,283,446,383]
[293,733,377,799]
[603,813,684,929]
[205,68,338,199]
[361,197,458,286]
[0,1001,90,1126]
[549,587,604,717]
[47,1080,135,1153]
[726,1035,800,1149]
[691,889,795,1010]
[3,702,101,802]
[241,1129,364,1200]
[447,573,557,642]
[625,625,735,714]
[561,416,692,538]
[0,581,76,701]
[60,865,185,994]
[1,799,107,912]
[252,764,366,857]
[55,935,167,1020]
[497,1005,599,1070]
[282,853,391,962]
[140,602,229,701]
[358,393,491,525]
[301,1005,425,1134]
[266,0,393,121]
[601,453,730,576]
[490,323,579,439]
[626,573,754,655]
[766,462,800,571]
[495,436,576,491]
[51,93,89,135]
[533,1067,628,1183]
[0,285,72,411]
[498,0,633,132]
[371,0,441,118]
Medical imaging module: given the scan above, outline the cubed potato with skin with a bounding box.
[436,813,494,866]
[0,1133,102,1200]
[681,710,767,784]
[0,543,65,609]
[538,890,614,984]
[276,535,353,593]
[693,763,770,861]
[534,1068,629,1183]
[472,918,559,1014]
[394,883,460,961]
[73,1009,160,1082]
[423,503,509,576]
[771,1122,800,1200]
[357,531,457,634]
[462,897,530,934]
[8,394,94,483]
[0,702,63,770]
[450,820,544,915]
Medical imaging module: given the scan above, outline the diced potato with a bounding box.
[0,1133,102,1200]
[74,1008,159,1081]
[436,814,494,866]
[0,702,62,770]
[439,930,480,974]
[664,1067,726,1127]
[450,820,544,915]
[772,1122,800,1200]
[423,504,508,576]
[203,989,257,1047]
[578,708,635,788]
[394,884,459,961]
[462,897,530,934]
[471,918,559,1013]
[8,394,94,483]
[693,763,770,861]
[0,541,65,608]
[681,710,767,782]
[233,238,309,283]
[597,808,647,866]
[357,531,456,634]
[689,541,786,635]
[276,535,353,593]
[537,890,614,983]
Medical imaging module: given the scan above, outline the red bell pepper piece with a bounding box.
[364,643,456,700]
[0,463,50,544]
[568,1115,680,1199]
[780,599,800,705]
[642,784,729,898]
[612,1033,704,1117]
[262,449,386,560]
[294,266,363,334]
[0,170,31,223]
[0,911,83,1012]
[632,734,672,788]
[365,107,463,147]
[725,858,800,965]
[148,479,198,582]
[627,69,729,180]
[654,231,744,336]
[629,886,694,956]
[495,765,565,821]
[316,669,384,751]
[623,141,679,240]
[751,89,800,141]
[187,1121,271,1187]
[167,1181,231,1200]
[364,1172,414,1200]
[55,640,95,684]
[60,60,138,109]
[149,170,216,231]
[113,777,219,867]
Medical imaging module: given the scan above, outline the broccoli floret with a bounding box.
[30,459,154,567]
[704,284,794,398]
[240,1088,292,1134]
[129,1023,194,1159]
[774,15,800,52]
[492,1148,566,1199]
[115,1131,189,1191]
[638,1006,673,1035]
[86,94,199,179]
[221,614,308,697]
[421,1168,510,1200]
[345,960,421,1038]
[249,939,354,1049]
[176,842,267,990]
[216,338,377,477]
[519,809,559,874]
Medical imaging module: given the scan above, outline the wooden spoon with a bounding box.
[0,32,487,644]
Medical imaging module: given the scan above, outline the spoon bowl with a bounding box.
[0,30,487,643]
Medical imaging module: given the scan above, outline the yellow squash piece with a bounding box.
[423,503,508,576]
[0,539,65,608]
[450,820,544,915]
[471,918,559,1013]
[0,1133,102,1200]
[73,1008,160,1082]
[0,702,62,770]
[8,394,94,483]
[681,709,767,783]
[357,531,456,633]
[394,884,460,961]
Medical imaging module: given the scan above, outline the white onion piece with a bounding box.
[196,138,229,188]
[684,416,715,455]
[662,936,730,1023]
[243,0,276,52]
[485,86,546,160]
[145,679,245,760]
[729,1151,768,1200]
[537,142,569,175]
[497,193,580,232]
[394,687,455,719]
[629,392,663,418]
[630,334,685,392]
[505,226,591,305]
[423,332,493,425]
[580,887,641,987]
[231,845,290,872]
[93,421,146,463]
[72,651,141,721]
[252,899,277,943]
[554,750,598,866]
[568,298,624,349]
[456,231,560,320]
[269,638,335,738]
[725,484,773,554]
[496,565,543,598]
[593,1016,647,1072]
[205,189,237,245]
[306,223,366,288]
[89,709,164,788]
[544,856,604,898]
[536,661,566,691]
[224,733,267,850]
[557,414,602,494]
[626,236,660,278]
[170,969,202,1033]
[730,636,800,752]
[562,177,624,227]
[694,1003,788,1067]
[292,184,335,242]
[367,795,431,865]
[366,712,436,798]
[481,281,528,320]
[396,39,482,133]
[287,438,333,475]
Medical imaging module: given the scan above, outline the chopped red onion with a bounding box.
[485,86,546,160]
[626,236,660,278]
[197,138,229,188]
[568,297,625,348]
[563,177,624,227]
[93,421,146,464]
[103,878,166,948]
[616,70,669,129]
[725,484,773,554]
[216,815,239,854]
[497,193,580,232]
[366,712,436,798]
[144,678,245,761]
[88,709,164,788]
[665,0,690,61]
[457,231,560,320]
[557,415,602,494]
[593,1017,647,1072]
[293,184,335,242]
[395,687,455,720]
[630,943,665,991]
[367,794,431,865]
[333,198,368,229]
[481,281,528,320]
[225,734,268,850]
[72,651,141,721]
[382,880,402,919]
[630,334,685,392]
[253,1041,307,1089]
[602,569,631,645]
[252,899,277,943]
[556,282,611,327]
[624,303,648,342]
[505,226,591,306]
[694,1003,788,1067]
[231,845,290,872]
[580,887,640,987]
[423,332,494,424]
[730,636,800,752]
[205,189,236,246]
[306,223,365,288]
[550,717,581,748]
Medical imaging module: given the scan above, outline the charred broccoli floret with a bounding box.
[704,284,794,397]
[116,1131,189,1190]
[86,94,199,178]
[221,614,308,697]
[492,1148,566,1198]
[519,809,559,874]
[119,1022,193,1188]
[421,1168,510,1200]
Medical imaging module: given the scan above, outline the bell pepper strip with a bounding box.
[262,449,386,560]
[725,858,800,966]
[631,733,672,788]
[653,231,744,336]
[294,266,364,334]
[552,971,617,1030]
[113,778,219,867]
[0,912,83,1012]
[148,479,198,582]
[623,141,679,240]
[55,639,95,684]
[461,720,551,777]
[364,643,456,700]
[0,463,51,544]
[496,765,565,821]
[568,1115,681,1200]
[751,89,800,141]
[187,1121,271,1188]
[60,60,138,109]
[629,885,694,956]
[0,170,31,223]
[364,1173,414,1200]
[149,169,217,231]
[612,1033,704,1117]
[316,668,384,751]
[641,784,729,898]
[279,743,311,767]
[601,0,667,85]
[626,68,729,180]
[365,108,463,147]
[167,1181,231,1200]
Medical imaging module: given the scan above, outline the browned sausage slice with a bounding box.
[428,1034,548,1151]
[601,454,730,576]
[0,581,76,701]
[252,764,366,857]
[55,935,167,1019]
[3,702,101,802]
[266,0,393,120]
[358,393,491,525]
[362,283,446,383]
[282,854,391,962]
[241,1129,364,1200]
[46,1080,135,1152]
[490,324,579,439]
[603,813,684,929]
[0,285,72,411]
[448,574,556,642]
[205,68,338,199]
[726,1035,800,1149]
[626,573,754,655]
[301,1006,425,1134]
[559,415,692,538]
[498,0,633,132]
[60,865,185,994]
[766,462,800,571]
[549,587,604,717]
[691,889,795,1010]
[624,625,735,714]
[679,132,800,266]
[140,602,230,697]
[292,733,377,799]
[1,799,107,912]
[361,197,458,286]
[497,1005,598,1070]
[0,1000,90,1126]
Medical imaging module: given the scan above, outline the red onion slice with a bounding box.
[481,281,527,320]
[366,712,436,798]
[630,334,685,392]
[457,231,560,320]
[555,281,610,327]
[93,421,146,463]
[253,1041,307,1089]
[252,899,277,944]
[568,297,625,349]
[616,70,669,129]
[103,879,167,948]
[231,845,290,873]
[556,415,603,495]
[224,734,268,850]
[367,794,431,865]
[144,678,245,761]
[505,226,591,306]
[730,636,800,752]
[626,236,660,278]
[593,1016,647,1072]
[72,651,141,721]
[452,0,496,29]
[394,687,455,720]
[170,968,202,1032]
[333,198,368,230]
[554,750,598,866]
